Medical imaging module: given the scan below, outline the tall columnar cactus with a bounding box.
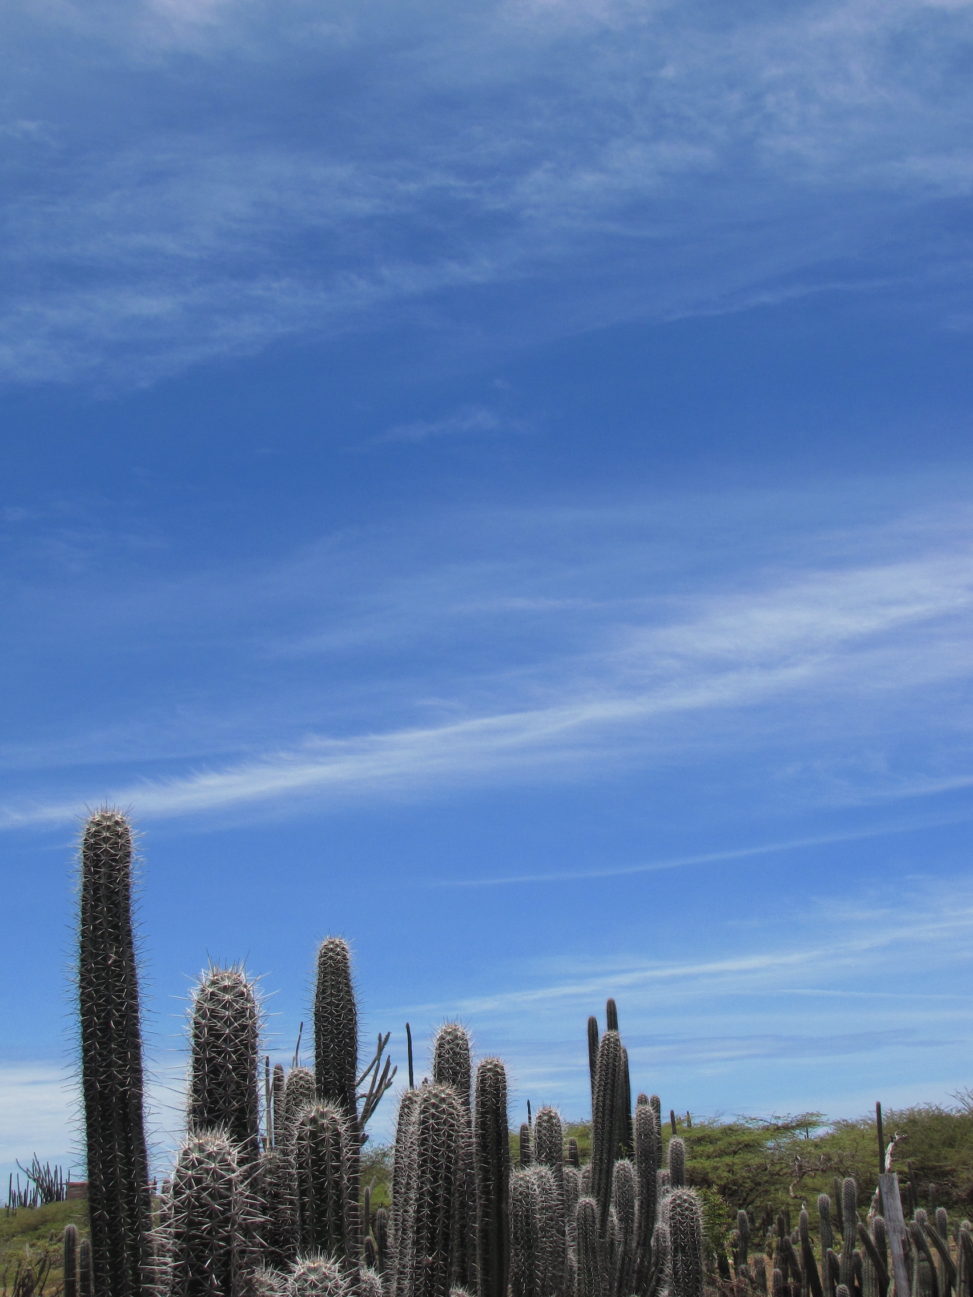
[909,1217,939,1297]
[957,1223,973,1297]
[534,1165,566,1297]
[510,1166,562,1297]
[313,938,358,1124]
[667,1138,685,1189]
[63,1223,79,1297]
[563,1167,582,1228]
[868,1215,890,1295]
[282,1068,318,1145]
[663,1188,705,1297]
[292,1101,359,1263]
[392,1082,466,1297]
[533,1107,565,1196]
[859,1223,883,1297]
[534,1099,570,1271]
[79,1237,93,1297]
[510,1167,542,1297]
[734,1209,750,1276]
[389,1086,422,1294]
[574,1196,606,1297]
[634,1095,663,1294]
[165,1129,259,1297]
[431,1022,477,1289]
[920,1211,955,1295]
[77,808,152,1297]
[453,1104,478,1292]
[648,1217,671,1297]
[591,1029,624,1235]
[799,1208,824,1297]
[519,1122,532,1168]
[271,1063,287,1148]
[251,1145,297,1270]
[611,1159,638,1297]
[839,1179,858,1292]
[587,1018,600,1113]
[433,1022,473,1110]
[618,1045,633,1159]
[475,1057,511,1297]
[188,965,261,1161]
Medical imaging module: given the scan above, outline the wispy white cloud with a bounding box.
[2,515,971,827]
[375,405,520,444]
[3,0,971,386]
[401,885,973,1031]
[0,1066,75,1166]
[430,815,973,886]
[387,878,973,1117]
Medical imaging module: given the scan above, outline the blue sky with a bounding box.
[3,0,973,1183]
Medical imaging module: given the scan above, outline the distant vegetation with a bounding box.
[357,1103,973,1235]
[7,1103,973,1294]
[0,1199,87,1296]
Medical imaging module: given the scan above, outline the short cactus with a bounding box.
[165,1129,260,1297]
[282,1068,318,1145]
[187,965,261,1161]
[63,1223,79,1297]
[286,1254,349,1297]
[292,1101,359,1262]
[574,1196,606,1297]
[313,938,358,1123]
[433,1023,473,1110]
[392,1082,467,1297]
[663,1187,705,1297]
[667,1137,686,1189]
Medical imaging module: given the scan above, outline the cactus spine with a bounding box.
[77,808,152,1297]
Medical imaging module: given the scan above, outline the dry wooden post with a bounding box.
[878,1172,911,1297]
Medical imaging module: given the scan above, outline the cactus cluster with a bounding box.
[728,1176,973,1297]
[72,810,973,1297]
